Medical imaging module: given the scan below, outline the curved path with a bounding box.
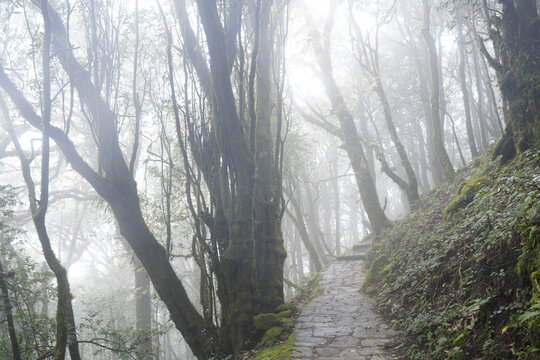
[292,260,396,359]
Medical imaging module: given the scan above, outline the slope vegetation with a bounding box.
[364,149,540,359]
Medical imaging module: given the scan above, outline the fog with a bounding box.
[0,0,507,358]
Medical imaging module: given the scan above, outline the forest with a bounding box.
[0,0,538,359]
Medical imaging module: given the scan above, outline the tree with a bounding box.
[456,2,479,158]
[480,0,540,162]
[0,3,81,357]
[0,3,220,358]
[300,0,390,234]
[421,0,456,182]
[349,1,420,204]
[1,0,290,357]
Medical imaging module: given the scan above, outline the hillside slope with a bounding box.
[364,149,540,359]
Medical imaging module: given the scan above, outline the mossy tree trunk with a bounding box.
[481,0,540,162]
[194,1,258,354]
[253,0,287,314]
[174,0,289,354]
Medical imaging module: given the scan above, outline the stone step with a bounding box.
[337,253,366,261]
[352,243,370,252]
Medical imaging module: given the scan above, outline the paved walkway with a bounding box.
[292,260,396,359]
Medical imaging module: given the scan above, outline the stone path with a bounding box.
[291,259,397,359]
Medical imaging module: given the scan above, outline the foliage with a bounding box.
[78,309,158,359]
[364,149,540,359]
[0,185,56,359]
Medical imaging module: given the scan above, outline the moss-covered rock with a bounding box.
[254,313,281,330]
[362,254,390,295]
[275,303,296,313]
[259,326,283,346]
[277,309,292,318]
[443,176,487,217]
[279,318,293,329]
[516,223,540,298]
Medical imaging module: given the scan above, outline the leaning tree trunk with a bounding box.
[305,6,389,234]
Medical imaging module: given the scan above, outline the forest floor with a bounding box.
[363,149,540,359]
[290,259,397,359]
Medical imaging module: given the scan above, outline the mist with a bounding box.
[0,0,534,359]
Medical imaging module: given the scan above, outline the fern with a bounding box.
[518,303,540,324]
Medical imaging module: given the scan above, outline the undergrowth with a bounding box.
[364,149,540,359]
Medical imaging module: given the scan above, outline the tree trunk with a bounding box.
[408,28,444,185]
[421,0,455,182]
[134,257,153,359]
[330,148,341,255]
[374,76,419,203]
[0,258,21,360]
[457,3,479,158]
[472,39,489,151]
[284,188,325,272]
[305,7,389,234]
[483,0,539,161]
[253,0,286,314]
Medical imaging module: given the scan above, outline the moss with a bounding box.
[516,224,540,298]
[381,259,398,284]
[253,314,280,330]
[275,303,296,313]
[279,318,293,329]
[362,255,390,295]
[254,336,295,360]
[277,310,292,318]
[443,176,487,217]
[259,326,283,346]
